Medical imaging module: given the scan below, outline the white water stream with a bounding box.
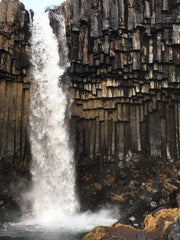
[28,11,78,221]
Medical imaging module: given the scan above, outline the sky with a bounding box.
[20,0,65,12]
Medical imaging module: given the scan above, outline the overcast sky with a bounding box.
[20,0,65,11]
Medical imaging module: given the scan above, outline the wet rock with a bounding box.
[176,192,180,208]
[128,180,134,189]
[169,187,180,208]
[150,201,158,208]
[119,171,127,180]
[177,171,180,179]
[159,199,166,206]
[164,216,180,240]
[129,216,136,223]
[151,206,166,216]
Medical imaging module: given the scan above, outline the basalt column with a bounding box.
[58,0,180,166]
[0,0,31,175]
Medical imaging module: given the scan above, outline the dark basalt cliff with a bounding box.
[56,0,180,219]
[58,0,180,165]
[0,0,31,221]
[0,0,30,175]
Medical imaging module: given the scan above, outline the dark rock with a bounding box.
[169,187,180,208]
[151,206,166,216]
[56,0,180,169]
[0,0,31,174]
[164,216,180,240]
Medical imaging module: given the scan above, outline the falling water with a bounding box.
[28,12,79,221]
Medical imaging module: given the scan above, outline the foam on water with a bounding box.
[5,207,118,233]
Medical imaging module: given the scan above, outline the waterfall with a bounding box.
[28,12,79,221]
[21,11,118,231]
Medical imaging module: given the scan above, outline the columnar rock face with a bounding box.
[0,0,30,174]
[58,0,180,166]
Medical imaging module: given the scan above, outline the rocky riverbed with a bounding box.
[77,158,180,227]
